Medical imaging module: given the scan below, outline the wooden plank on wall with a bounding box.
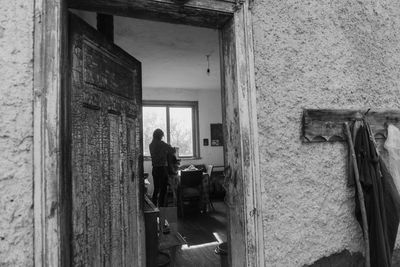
[68,0,235,28]
[302,109,400,143]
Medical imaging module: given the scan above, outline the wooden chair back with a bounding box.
[180,170,203,188]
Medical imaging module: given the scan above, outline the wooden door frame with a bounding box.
[33,0,264,266]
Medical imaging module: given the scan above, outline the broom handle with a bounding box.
[344,122,370,267]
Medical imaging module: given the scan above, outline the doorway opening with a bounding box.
[71,10,228,265]
[33,1,264,266]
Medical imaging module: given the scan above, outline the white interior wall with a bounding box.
[114,16,221,91]
[70,10,221,90]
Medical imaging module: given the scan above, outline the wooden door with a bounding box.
[68,13,144,266]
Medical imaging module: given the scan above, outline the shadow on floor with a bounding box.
[160,201,227,267]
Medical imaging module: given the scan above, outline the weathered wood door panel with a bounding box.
[220,18,246,267]
[69,13,144,266]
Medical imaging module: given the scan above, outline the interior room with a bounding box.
[71,10,228,267]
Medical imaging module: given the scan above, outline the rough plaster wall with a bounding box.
[0,1,34,266]
[252,0,400,266]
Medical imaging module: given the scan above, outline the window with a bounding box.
[143,101,199,158]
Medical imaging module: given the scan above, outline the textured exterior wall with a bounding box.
[252,1,400,266]
[0,1,34,266]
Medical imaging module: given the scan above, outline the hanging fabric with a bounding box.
[353,122,400,267]
[384,124,400,194]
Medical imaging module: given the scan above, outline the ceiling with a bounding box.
[72,10,221,91]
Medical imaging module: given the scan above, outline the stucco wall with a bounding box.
[0,1,34,266]
[253,1,400,266]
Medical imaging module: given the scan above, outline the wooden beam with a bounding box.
[97,13,114,42]
[69,0,235,28]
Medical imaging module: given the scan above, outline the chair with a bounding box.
[179,164,206,172]
[164,173,179,206]
[206,165,215,211]
[178,170,203,217]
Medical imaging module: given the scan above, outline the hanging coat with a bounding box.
[354,124,400,267]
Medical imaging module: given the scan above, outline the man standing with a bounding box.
[149,128,173,207]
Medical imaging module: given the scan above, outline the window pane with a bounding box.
[143,106,167,156]
[170,107,193,157]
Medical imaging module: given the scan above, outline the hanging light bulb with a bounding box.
[206,55,210,75]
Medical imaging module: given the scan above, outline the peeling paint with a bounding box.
[49,201,58,218]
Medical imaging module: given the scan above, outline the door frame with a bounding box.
[33,0,264,266]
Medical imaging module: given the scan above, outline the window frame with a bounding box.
[143,100,200,159]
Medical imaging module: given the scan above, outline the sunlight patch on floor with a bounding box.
[213,232,224,243]
[181,241,219,250]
